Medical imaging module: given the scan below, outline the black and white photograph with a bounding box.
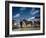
[5,1,45,37]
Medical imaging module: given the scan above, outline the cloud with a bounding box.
[30,8,35,15]
[32,8,35,11]
[20,12,23,13]
[27,17,35,21]
[13,13,20,18]
[20,7,26,11]
[32,10,39,15]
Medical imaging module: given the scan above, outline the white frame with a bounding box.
[9,3,43,35]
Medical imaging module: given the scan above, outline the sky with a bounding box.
[12,7,40,22]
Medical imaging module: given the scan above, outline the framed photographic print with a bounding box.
[5,1,45,37]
